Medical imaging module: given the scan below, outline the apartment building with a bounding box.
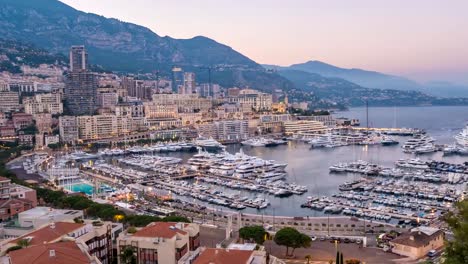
[3,221,122,264]
[6,241,101,264]
[143,102,178,119]
[23,92,63,115]
[77,115,130,140]
[0,91,20,112]
[59,116,79,143]
[117,222,200,264]
[198,120,249,143]
[0,207,83,239]
[12,113,34,130]
[151,94,212,113]
[97,92,118,111]
[115,102,145,118]
[0,177,37,221]
[227,89,273,111]
[33,113,53,133]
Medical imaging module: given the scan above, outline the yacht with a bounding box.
[308,135,331,148]
[194,137,225,152]
[309,133,350,148]
[381,136,399,146]
[241,138,268,147]
[395,158,429,170]
[402,134,435,153]
[455,124,468,148]
[414,144,437,154]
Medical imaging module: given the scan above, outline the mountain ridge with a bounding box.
[0,0,300,92]
[264,60,468,97]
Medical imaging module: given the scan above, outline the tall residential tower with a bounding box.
[64,46,98,115]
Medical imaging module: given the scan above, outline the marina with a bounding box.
[11,106,468,225]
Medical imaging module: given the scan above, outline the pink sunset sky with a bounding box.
[60,0,468,84]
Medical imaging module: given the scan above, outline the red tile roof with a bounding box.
[11,222,85,246]
[193,248,254,264]
[0,176,11,182]
[8,241,91,264]
[133,222,187,239]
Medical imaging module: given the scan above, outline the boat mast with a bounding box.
[366,100,369,135]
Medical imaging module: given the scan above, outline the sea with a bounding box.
[159,106,468,217]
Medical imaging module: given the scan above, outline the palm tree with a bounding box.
[120,246,136,264]
[305,254,312,264]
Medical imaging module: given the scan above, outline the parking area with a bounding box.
[265,240,404,264]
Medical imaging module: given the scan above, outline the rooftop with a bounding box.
[0,176,11,182]
[18,207,81,219]
[227,243,258,251]
[11,222,85,246]
[391,228,443,248]
[193,248,254,264]
[132,222,187,239]
[8,241,91,264]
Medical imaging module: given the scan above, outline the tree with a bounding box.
[162,215,190,223]
[6,246,22,253]
[444,200,468,264]
[305,254,312,264]
[16,239,30,248]
[127,226,137,234]
[291,233,311,256]
[120,246,136,264]
[274,227,311,257]
[239,225,267,245]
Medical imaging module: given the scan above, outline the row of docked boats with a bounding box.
[152,179,270,210]
[82,162,148,181]
[302,176,462,222]
[188,149,288,181]
[308,133,399,148]
[98,142,196,156]
[330,159,468,183]
[195,176,307,197]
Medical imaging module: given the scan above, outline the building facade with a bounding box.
[117,222,200,264]
[59,116,79,143]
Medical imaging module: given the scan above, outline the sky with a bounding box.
[59,0,468,84]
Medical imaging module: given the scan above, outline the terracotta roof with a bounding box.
[0,198,34,208]
[11,222,85,246]
[8,241,91,264]
[133,222,187,238]
[193,248,254,264]
[391,229,444,248]
[0,176,11,182]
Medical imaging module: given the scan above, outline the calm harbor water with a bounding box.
[159,106,468,217]
[334,105,468,144]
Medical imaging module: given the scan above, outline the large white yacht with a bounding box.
[194,137,225,151]
[455,124,468,148]
[402,134,435,153]
[241,138,269,147]
[308,135,331,148]
[188,149,287,180]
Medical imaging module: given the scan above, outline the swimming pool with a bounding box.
[65,183,94,195]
